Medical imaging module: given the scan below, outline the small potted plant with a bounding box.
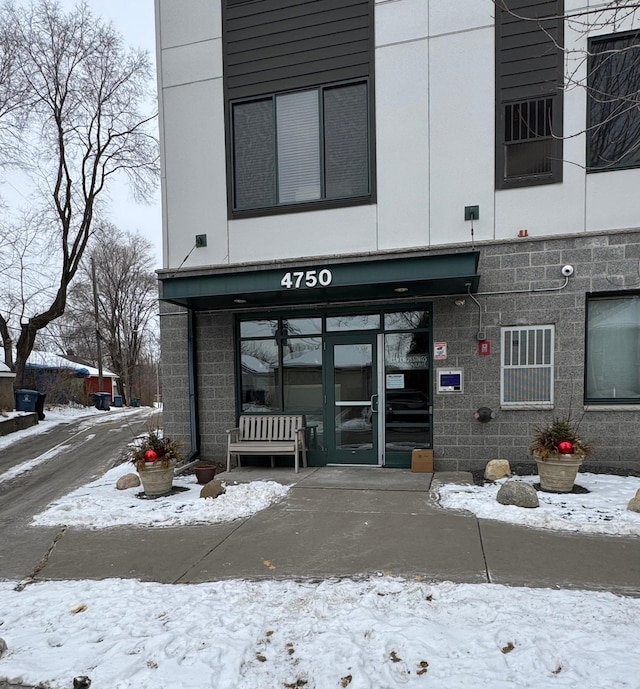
[529,415,592,493]
[130,430,182,497]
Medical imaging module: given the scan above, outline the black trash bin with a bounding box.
[14,389,39,413]
[93,392,111,411]
[35,392,46,421]
[131,397,140,407]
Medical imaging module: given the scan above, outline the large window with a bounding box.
[501,326,555,405]
[231,81,370,212]
[587,31,640,172]
[585,294,640,403]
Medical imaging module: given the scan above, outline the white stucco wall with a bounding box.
[156,0,640,270]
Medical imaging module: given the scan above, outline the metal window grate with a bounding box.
[504,98,554,178]
[505,99,553,143]
[501,326,554,405]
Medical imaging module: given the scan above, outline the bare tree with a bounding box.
[53,226,159,404]
[0,4,29,165]
[0,0,158,386]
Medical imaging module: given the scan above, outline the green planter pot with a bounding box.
[535,454,583,493]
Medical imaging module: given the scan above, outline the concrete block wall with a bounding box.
[158,302,193,455]
[160,230,640,471]
[431,229,640,471]
[194,311,235,462]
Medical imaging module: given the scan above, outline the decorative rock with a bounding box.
[0,637,7,658]
[116,473,141,490]
[484,459,511,481]
[73,677,92,689]
[496,480,539,508]
[627,489,640,513]
[200,479,226,499]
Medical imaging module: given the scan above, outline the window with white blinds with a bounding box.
[501,326,554,405]
[231,81,370,212]
[277,91,321,204]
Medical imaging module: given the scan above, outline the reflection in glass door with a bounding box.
[383,330,431,467]
[325,335,378,465]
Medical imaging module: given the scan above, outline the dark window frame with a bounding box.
[228,78,374,218]
[584,291,640,405]
[234,305,432,419]
[587,30,640,173]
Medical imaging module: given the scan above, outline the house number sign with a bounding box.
[280,269,333,289]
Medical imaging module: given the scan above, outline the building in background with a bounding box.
[155,0,640,471]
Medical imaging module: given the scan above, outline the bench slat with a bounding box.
[228,414,307,473]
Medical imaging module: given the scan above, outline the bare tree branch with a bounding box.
[0,0,159,387]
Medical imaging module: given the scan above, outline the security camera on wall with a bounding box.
[561,265,574,277]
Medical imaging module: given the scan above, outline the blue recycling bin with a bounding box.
[15,389,39,412]
[113,395,123,407]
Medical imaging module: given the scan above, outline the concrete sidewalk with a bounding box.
[5,466,636,596]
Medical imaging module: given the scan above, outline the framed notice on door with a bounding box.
[386,374,405,389]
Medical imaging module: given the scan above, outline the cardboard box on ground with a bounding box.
[411,449,434,473]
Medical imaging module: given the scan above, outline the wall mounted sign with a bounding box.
[434,342,447,360]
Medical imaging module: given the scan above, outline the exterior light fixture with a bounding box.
[233,298,247,304]
[394,287,409,293]
[454,298,466,306]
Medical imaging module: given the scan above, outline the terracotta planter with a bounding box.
[194,464,217,484]
[138,460,176,497]
[535,454,583,493]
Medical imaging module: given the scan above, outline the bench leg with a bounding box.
[227,452,241,472]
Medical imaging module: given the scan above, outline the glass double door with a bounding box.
[325,332,432,466]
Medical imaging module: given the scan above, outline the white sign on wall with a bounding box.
[434,342,447,360]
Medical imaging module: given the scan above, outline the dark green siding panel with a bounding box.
[223,0,372,99]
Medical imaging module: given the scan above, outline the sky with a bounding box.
[1,406,640,688]
[1,0,163,267]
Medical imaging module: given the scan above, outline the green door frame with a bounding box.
[324,333,380,465]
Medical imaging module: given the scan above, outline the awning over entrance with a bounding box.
[159,251,480,311]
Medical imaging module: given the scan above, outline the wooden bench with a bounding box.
[226,414,307,473]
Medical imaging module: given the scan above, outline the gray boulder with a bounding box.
[627,488,640,514]
[116,473,140,490]
[0,637,7,658]
[200,479,226,499]
[496,480,539,508]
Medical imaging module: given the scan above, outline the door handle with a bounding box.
[370,394,378,413]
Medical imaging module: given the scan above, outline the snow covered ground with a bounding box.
[0,407,639,689]
[437,473,640,537]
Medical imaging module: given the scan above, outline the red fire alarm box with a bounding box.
[478,340,491,355]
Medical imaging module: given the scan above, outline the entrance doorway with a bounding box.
[324,325,432,467]
[237,308,432,468]
[325,334,379,465]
